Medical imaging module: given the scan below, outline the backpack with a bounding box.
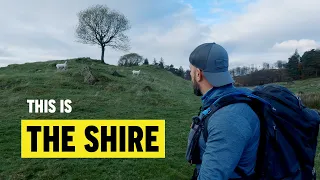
[186,84,320,180]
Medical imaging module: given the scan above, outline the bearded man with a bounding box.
[188,42,260,180]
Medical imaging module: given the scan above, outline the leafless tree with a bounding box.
[76,5,130,63]
[263,62,270,70]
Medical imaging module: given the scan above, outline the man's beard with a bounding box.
[192,81,202,96]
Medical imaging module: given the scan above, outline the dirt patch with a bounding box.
[105,85,126,92]
[111,70,125,77]
[142,86,153,92]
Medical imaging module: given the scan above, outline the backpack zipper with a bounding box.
[273,125,277,141]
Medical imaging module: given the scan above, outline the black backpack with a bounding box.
[187,84,320,179]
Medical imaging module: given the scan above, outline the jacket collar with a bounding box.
[201,84,235,110]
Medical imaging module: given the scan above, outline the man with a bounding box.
[189,42,260,179]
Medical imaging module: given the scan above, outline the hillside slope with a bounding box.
[0,58,319,179]
[0,58,200,179]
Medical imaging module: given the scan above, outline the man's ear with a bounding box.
[195,68,203,82]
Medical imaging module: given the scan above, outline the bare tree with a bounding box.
[235,67,241,76]
[76,5,130,63]
[229,69,235,77]
[263,62,270,70]
[185,70,191,80]
[275,60,286,69]
[159,57,165,69]
[153,58,158,66]
[250,64,255,73]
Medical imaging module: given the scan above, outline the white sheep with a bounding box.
[56,61,67,71]
[132,70,140,75]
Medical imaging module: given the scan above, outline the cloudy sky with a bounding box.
[0,0,319,69]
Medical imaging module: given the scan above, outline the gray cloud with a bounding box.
[0,0,207,67]
[206,0,320,67]
[0,0,319,70]
[0,0,195,67]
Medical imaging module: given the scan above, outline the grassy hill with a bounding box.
[0,58,201,180]
[0,58,319,179]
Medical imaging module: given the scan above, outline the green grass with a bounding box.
[0,58,319,179]
[277,78,320,94]
[275,78,320,110]
[0,58,200,180]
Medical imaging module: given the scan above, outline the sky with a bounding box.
[0,0,319,69]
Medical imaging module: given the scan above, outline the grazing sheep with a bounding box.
[56,61,67,70]
[132,70,140,75]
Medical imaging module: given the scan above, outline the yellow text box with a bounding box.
[21,120,165,158]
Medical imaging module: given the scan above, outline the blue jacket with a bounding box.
[196,84,260,180]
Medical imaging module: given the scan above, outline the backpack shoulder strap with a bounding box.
[202,93,256,142]
[201,93,257,178]
[201,92,273,179]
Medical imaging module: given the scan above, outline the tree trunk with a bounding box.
[101,45,105,63]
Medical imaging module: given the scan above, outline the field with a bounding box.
[277,79,320,110]
[0,58,319,179]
